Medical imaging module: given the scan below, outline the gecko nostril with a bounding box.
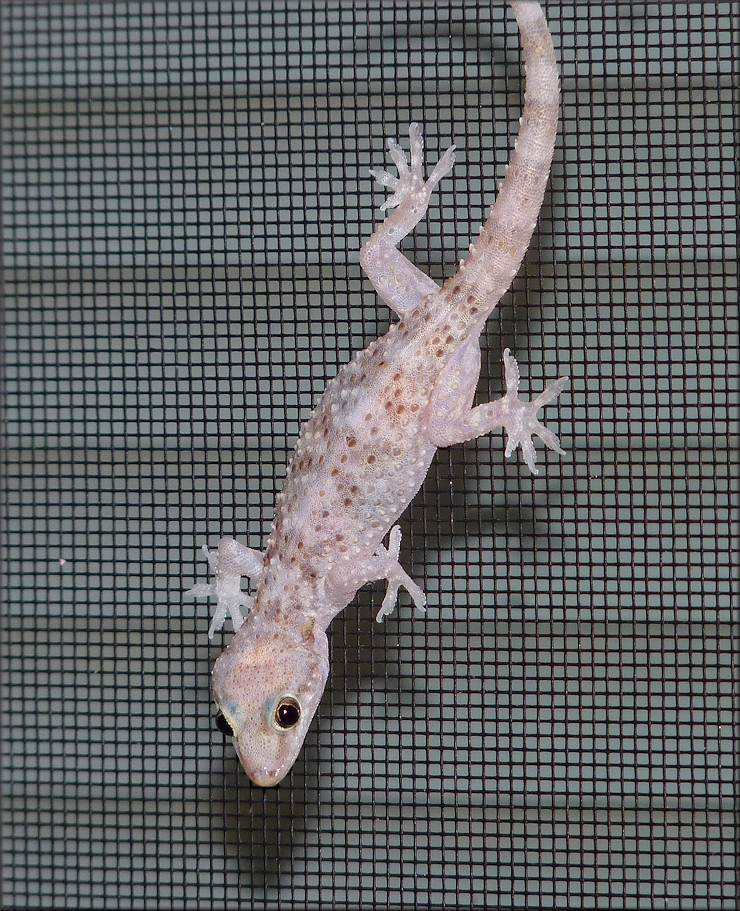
[215,711,234,737]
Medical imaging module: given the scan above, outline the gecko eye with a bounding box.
[273,696,301,730]
[215,710,234,737]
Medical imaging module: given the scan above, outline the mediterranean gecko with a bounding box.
[187,0,565,786]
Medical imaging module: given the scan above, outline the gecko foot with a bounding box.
[497,349,569,475]
[185,541,259,638]
[374,526,427,622]
[370,123,455,213]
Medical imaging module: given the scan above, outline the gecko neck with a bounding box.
[250,564,337,637]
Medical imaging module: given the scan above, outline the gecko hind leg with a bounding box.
[370,123,456,214]
[425,341,568,475]
[360,123,456,315]
[185,537,264,638]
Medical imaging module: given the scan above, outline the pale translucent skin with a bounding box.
[187,0,566,787]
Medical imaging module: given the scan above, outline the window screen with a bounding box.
[2,1,737,908]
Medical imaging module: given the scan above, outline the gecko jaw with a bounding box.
[233,719,309,787]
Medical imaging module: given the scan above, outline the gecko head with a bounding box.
[211,616,329,787]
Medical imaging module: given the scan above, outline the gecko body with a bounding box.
[188,0,565,786]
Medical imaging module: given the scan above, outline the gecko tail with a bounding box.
[448,0,559,321]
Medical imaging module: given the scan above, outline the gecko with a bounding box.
[187,0,565,787]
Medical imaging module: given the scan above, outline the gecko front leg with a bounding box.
[426,339,568,474]
[325,526,426,623]
[360,123,456,315]
[185,537,264,638]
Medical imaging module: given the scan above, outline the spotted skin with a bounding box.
[187,0,567,787]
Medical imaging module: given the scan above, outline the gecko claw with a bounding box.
[185,543,255,638]
[373,526,427,622]
[371,123,455,212]
[498,349,569,475]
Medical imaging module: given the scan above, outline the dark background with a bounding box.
[2,1,737,908]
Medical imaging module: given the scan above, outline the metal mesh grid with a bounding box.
[1,1,737,908]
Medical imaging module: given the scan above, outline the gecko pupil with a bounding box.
[275,697,301,729]
[215,711,234,737]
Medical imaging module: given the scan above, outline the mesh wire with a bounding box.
[1,1,738,908]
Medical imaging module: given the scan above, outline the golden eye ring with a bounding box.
[273,696,301,730]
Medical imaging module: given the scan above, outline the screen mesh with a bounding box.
[2,1,738,908]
